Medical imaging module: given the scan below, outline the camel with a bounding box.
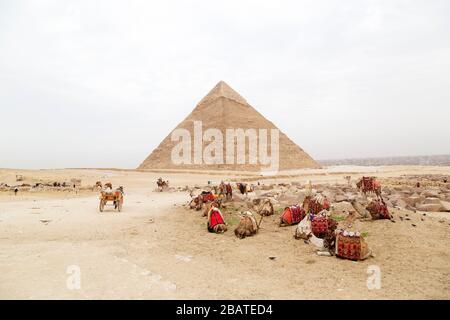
[350,199,391,220]
[234,211,263,239]
[280,205,305,227]
[310,211,337,239]
[303,194,330,214]
[189,191,216,211]
[294,212,338,254]
[236,183,253,195]
[218,181,233,201]
[203,199,222,217]
[349,199,371,219]
[250,198,274,217]
[189,194,204,211]
[156,178,169,192]
[366,199,391,220]
[356,176,382,199]
[207,204,227,234]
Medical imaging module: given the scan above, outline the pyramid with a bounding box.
[138,81,320,171]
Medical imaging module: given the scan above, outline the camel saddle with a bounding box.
[310,214,331,238]
[200,191,216,203]
[303,197,330,215]
[335,231,371,261]
[208,208,225,231]
[281,205,305,226]
[360,177,380,192]
[366,199,390,219]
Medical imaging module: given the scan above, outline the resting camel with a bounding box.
[349,198,391,221]
[189,191,216,211]
[253,198,274,216]
[303,194,330,214]
[234,211,263,239]
[294,213,337,254]
[203,199,222,217]
[366,199,391,220]
[207,203,227,234]
[189,194,204,211]
[349,199,370,219]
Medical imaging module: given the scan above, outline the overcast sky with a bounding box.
[0,0,449,169]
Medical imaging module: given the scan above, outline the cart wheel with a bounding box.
[117,199,123,212]
[99,200,105,212]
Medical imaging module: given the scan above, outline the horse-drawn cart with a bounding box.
[99,189,123,212]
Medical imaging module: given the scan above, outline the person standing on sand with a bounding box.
[14,187,18,196]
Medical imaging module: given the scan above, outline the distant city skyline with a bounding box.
[1,0,449,169]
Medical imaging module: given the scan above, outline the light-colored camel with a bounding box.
[252,198,274,216]
[234,211,263,239]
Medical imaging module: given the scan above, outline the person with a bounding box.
[14,187,18,196]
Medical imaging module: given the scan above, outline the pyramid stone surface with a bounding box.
[138,81,320,171]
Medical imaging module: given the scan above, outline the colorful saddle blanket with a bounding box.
[310,215,331,238]
[366,200,390,219]
[335,230,371,261]
[281,205,305,225]
[208,208,225,230]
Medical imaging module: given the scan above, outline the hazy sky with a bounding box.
[1,0,449,169]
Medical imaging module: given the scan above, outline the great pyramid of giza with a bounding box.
[138,81,320,171]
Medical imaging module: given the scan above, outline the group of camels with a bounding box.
[180,176,389,260]
[185,181,273,238]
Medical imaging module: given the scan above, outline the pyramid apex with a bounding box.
[198,81,248,106]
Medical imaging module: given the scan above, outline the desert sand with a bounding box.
[0,166,449,300]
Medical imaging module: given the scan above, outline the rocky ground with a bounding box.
[0,166,449,299]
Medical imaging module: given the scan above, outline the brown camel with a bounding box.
[356,176,382,199]
[234,211,263,239]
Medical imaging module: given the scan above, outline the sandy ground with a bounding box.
[0,166,449,300]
